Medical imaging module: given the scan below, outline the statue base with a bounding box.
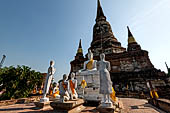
[40,97,49,102]
[101,102,113,107]
[97,104,116,113]
[77,71,102,102]
[34,101,51,109]
[50,99,85,113]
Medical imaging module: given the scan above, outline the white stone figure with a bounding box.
[53,83,60,99]
[79,49,97,73]
[40,60,56,102]
[97,53,113,106]
[69,72,78,100]
[76,49,100,101]
[59,74,70,102]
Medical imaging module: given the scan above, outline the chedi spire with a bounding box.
[96,0,106,22]
[77,39,83,54]
[127,26,137,44]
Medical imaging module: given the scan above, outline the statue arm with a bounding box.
[75,80,77,89]
[94,61,97,69]
[83,62,87,70]
[67,81,70,91]
[107,62,111,71]
[96,61,99,70]
[48,67,52,75]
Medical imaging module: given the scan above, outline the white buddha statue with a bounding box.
[79,49,97,74]
[97,53,113,107]
[53,83,60,99]
[59,74,70,102]
[40,60,56,102]
[69,72,78,100]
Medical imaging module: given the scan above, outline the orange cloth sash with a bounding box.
[33,89,36,94]
[69,80,75,94]
[62,81,67,91]
[53,90,60,98]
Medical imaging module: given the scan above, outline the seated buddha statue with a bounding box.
[79,49,97,74]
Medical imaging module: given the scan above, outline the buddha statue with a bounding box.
[40,60,56,102]
[79,49,97,74]
[59,74,70,102]
[76,50,100,101]
[69,72,78,100]
[53,83,60,99]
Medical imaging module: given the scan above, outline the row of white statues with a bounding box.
[40,49,114,106]
[40,60,78,102]
[59,73,78,102]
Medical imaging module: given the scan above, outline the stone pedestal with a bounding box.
[34,101,51,109]
[97,104,116,113]
[101,102,113,108]
[76,71,102,102]
[40,97,49,102]
[50,99,85,113]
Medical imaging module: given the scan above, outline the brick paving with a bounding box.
[0,98,166,113]
[120,98,166,113]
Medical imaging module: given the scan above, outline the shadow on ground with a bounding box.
[130,103,166,113]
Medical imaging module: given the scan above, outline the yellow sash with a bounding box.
[86,59,94,70]
[153,90,159,99]
[150,91,153,98]
[39,89,42,94]
[110,87,116,102]
[81,80,87,88]
[62,81,67,91]
[150,90,159,99]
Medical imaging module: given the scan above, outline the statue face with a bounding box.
[88,50,93,60]
[71,73,75,79]
[63,74,68,80]
[50,60,55,66]
[100,53,105,60]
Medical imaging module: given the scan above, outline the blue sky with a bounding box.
[0,0,170,82]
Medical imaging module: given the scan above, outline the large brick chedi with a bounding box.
[70,0,167,92]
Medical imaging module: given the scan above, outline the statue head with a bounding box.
[63,74,68,81]
[50,60,55,66]
[88,49,93,60]
[100,53,105,61]
[71,72,75,79]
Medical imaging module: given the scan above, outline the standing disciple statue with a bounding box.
[40,60,56,102]
[97,53,113,106]
[69,72,78,100]
[59,74,70,102]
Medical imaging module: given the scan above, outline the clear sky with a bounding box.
[0,0,170,82]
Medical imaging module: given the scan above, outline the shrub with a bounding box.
[0,65,43,100]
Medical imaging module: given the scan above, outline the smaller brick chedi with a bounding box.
[70,0,167,92]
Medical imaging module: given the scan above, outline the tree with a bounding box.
[0,65,43,100]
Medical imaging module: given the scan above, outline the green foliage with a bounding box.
[0,65,43,100]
